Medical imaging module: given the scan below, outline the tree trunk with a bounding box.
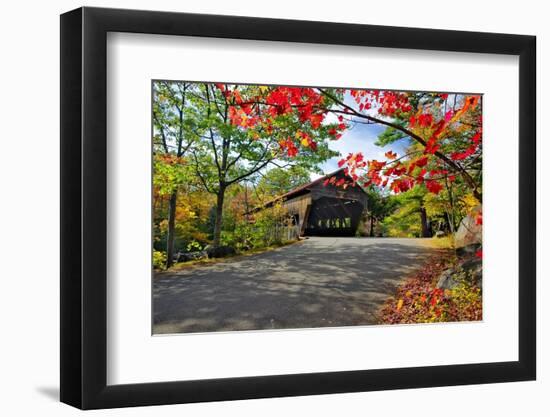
[420,207,431,238]
[212,186,226,247]
[446,211,455,234]
[369,214,375,237]
[445,179,456,233]
[165,190,178,268]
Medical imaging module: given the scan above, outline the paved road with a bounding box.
[153,237,438,334]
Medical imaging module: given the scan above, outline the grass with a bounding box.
[428,235,455,249]
[158,239,303,274]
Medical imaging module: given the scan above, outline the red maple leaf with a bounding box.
[415,156,428,167]
[425,180,443,194]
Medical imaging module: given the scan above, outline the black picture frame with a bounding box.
[60,6,536,410]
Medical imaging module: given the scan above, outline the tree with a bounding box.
[188,83,339,246]
[318,90,482,203]
[153,179,213,257]
[382,187,432,237]
[152,81,198,267]
[256,165,312,198]
[222,86,482,203]
[363,186,396,237]
[153,82,483,253]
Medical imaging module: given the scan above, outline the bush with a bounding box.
[221,202,295,252]
[221,222,254,252]
[186,240,203,252]
[249,202,290,247]
[153,250,167,270]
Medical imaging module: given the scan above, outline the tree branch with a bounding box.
[317,88,482,201]
[191,151,214,194]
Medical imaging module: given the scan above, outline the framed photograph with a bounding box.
[60,6,536,409]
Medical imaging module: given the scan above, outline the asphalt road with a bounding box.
[153,237,438,334]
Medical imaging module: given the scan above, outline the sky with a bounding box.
[310,97,410,181]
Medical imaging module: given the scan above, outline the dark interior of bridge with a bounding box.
[304,197,365,237]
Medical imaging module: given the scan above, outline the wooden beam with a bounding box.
[300,203,311,236]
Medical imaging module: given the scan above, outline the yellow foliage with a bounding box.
[462,193,479,213]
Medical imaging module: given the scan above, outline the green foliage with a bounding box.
[188,83,337,196]
[221,222,253,251]
[153,250,167,270]
[380,170,478,237]
[381,186,426,237]
[365,186,394,217]
[375,124,409,146]
[251,202,289,247]
[221,202,295,251]
[382,208,422,237]
[153,155,194,196]
[154,82,339,247]
[153,81,201,157]
[257,166,312,197]
[186,240,203,252]
[358,186,397,236]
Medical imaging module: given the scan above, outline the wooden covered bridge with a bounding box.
[257,168,369,237]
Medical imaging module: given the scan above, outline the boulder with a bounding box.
[455,243,481,257]
[436,269,457,290]
[176,250,208,263]
[206,245,237,259]
[436,257,482,290]
[461,257,483,287]
[454,205,482,248]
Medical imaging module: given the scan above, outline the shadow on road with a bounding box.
[153,237,438,334]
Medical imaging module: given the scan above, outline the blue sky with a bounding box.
[309,91,411,181]
[311,118,409,181]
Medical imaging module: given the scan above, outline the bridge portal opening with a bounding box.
[304,197,365,237]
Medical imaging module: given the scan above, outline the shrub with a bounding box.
[221,202,295,251]
[153,250,167,270]
[250,202,289,247]
[186,240,203,252]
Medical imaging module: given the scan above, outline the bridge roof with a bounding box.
[255,168,367,210]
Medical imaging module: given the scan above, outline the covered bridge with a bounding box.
[258,168,369,237]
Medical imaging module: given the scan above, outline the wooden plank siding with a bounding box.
[281,193,312,233]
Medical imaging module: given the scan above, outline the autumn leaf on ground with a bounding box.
[396,299,404,311]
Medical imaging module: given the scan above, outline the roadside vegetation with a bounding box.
[379,251,482,324]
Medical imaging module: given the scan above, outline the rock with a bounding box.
[435,230,445,238]
[436,269,458,290]
[461,257,483,287]
[454,205,482,248]
[206,245,237,258]
[436,257,482,290]
[239,243,252,252]
[176,250,208,263]
[455,243,481,257]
